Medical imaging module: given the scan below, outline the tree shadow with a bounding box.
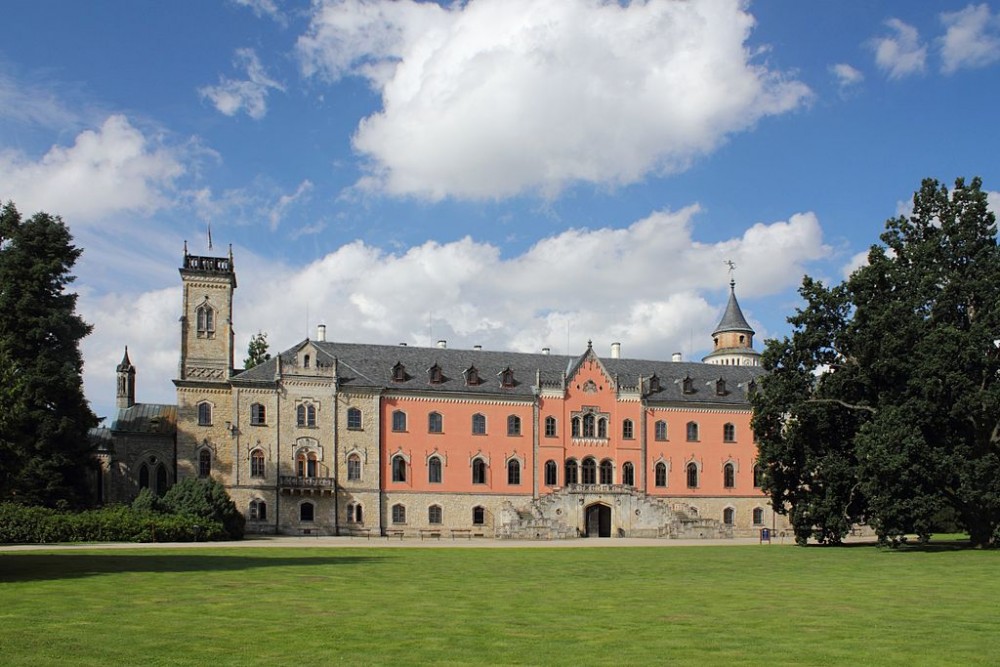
[0,552,386,583]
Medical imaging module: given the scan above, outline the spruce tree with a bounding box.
[0,202,97,508]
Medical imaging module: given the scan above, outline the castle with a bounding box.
[92,249,789,538]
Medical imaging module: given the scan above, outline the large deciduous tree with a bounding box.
[0,202,97,508]
[753,178,1000,547]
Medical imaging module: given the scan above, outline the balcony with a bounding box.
[279,475,335,496]
[563,483,635,495]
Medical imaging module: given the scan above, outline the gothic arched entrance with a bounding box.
[585,503,612,538]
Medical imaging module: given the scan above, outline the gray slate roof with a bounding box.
[110,403,177,434]
[235,340,762,405]
[713,282,754,335]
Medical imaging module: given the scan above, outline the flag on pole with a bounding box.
[208,221,213,250]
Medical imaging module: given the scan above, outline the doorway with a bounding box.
[585,503,612,537]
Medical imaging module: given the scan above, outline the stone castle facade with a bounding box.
[93,249,789,539]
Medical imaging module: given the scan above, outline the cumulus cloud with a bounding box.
[296,0,811,200]
[0,114,185,223]
[872,18,927,79]
[830,63,864,92]
[939,3,1000,74]
[79,205,829,415]
[199,48,285,120]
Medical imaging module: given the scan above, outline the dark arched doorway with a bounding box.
[585,503,612,538]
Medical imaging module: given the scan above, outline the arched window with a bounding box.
[599,459,614,484]
[391,504,406,523]
[507,459,521,485]
[622,462,634,486]
[391,455,407,482]
[347,454,361,481]
[155,464,168,496]
[723,423,736,442]
[622,419,634,440]
[197,402,212,426]
[752,507,764,525]
[686,421,699,442]
[581,457,597,485]
[250,403,266,426]
[297,403,316,428]
[507,415,521,436]
[723,507,735,525]
[654,420,667,441]
[654,462,667,487]
[296,451,318,477]
[139,463,150,489]
[472,413,486,435]
[428,505,442,524]
[355,504,363,523]
[723,463,735,488]
[544,460,558,486]
[565,458,579,485]
[544,416,557,437]
[346,503,355,523]
[300,502,314,522]
[597,417,607,439]
[196,304,215,337]
[472,458,487,484]
[472,506,485,525]
[583,414,596,438]
[428,412,443,434]
[303,354,310,369]
[753,463,764,488]
[199,449,211,478]
[347,407,363,430]
[391,410,407,432]
[428,456,442,484]
[251,450,265,478]
[571,416,581,438]
[249,499,267,521]
[686,462,698,488]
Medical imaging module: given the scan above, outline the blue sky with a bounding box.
[2,0,999,420]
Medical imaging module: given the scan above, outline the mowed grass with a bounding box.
[1,543,997,666]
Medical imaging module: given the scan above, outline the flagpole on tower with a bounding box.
[207,221,213,250]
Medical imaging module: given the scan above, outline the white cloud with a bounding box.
[269,179,314,230]
[199,48,285,120]
[0,114,185,223]
[0,71,82,129]
[830,63,864,92]
[872,18,927,79]
[841,249,870,278]
[80,205,829,416]
[233,0,284,23]
[297,0,811,200]
[988,190,1000,216]
[939,3,1000,74]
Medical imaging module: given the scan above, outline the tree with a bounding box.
[0,202,98,508]
[753,178,1000,547]
[244,331,271,370]
[161,477,244,539]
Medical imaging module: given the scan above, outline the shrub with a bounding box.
[161,478,244,540]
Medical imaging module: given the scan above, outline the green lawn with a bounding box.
[1,542,996,666]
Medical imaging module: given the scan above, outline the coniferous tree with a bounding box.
[0,202,97,508]
[753,178,1000,547]
[243,331,271,369]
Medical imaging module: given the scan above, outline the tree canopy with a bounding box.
[753,177,1000,547]
[244,331,271,370]
[0,202,97,508]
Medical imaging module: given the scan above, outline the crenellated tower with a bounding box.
[177,244,237,382]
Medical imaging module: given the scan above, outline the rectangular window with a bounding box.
[654,420,667,441]
[347,408,362,430]
[250,403,266,426]
[544,417,557,438]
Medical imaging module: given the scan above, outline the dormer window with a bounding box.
[196,303,215,338]
[464,365,481,386]
[682,376,695,394]
[648,374,661,393]
[303,354,310,369]
[716,378,727,396]
[392,362,409,382]
[428,363,444,384]
[499,367,515,388]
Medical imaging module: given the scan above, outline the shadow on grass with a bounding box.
[0,553,384,583]
[803,540,982,553]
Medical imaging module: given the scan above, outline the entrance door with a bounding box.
[585,504,612,538]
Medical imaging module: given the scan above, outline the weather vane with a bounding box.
[724,259,736,276]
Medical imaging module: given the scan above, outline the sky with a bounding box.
[2,0,1000,421]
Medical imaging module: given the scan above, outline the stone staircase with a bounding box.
[497,485,732,539]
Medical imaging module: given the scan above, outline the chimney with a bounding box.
[399,343,407,346]
[671,352,682,362]
[610,342,621,359]
[542,347,550,355]
[316,324,326,342]
[437,340,447,349]
[473,345,482,351]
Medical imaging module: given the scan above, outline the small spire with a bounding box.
[183,239,188,256]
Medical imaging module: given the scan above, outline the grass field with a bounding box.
[1,542,997,666]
